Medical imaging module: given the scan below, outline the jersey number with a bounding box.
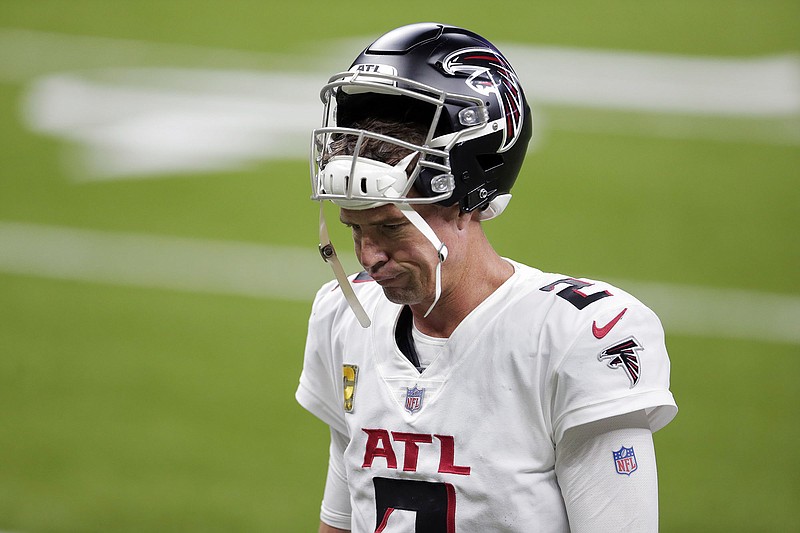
[539,278,611,310]
[373,477,456,533]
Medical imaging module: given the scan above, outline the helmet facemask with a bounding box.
[310,69,496,210]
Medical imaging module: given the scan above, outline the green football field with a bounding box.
[1,1,798,531]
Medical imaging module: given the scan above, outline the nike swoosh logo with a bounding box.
[592,308,628,339]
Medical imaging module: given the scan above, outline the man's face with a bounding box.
[339,204,444,307]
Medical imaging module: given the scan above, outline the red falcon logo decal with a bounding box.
[442,47,525,152]
[598,337,643,388]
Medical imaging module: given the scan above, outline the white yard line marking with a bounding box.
[1,222,798,345]
[501,44,800,117]
[0,221,334,302]
[1,28,797,180]
[3,28,797,117]
[610,280,800,346]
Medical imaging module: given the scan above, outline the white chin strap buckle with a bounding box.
[478,193,512,221]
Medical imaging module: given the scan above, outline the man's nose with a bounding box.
[357,234,389,270]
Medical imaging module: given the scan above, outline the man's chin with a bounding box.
[381,287,421,306]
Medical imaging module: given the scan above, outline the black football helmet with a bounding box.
[311,22,533,216]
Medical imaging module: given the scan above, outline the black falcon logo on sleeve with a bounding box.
[598,337,643,388]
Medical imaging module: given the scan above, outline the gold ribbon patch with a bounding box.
[343,364,358,413]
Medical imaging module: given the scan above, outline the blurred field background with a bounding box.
[0,1,798,531]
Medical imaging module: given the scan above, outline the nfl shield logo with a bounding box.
[613,446,638,476]
[404,386,425,414]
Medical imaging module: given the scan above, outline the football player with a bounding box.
[296,22,677,533]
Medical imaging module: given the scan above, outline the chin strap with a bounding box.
[318,203,371,328]
[396,203,448,318]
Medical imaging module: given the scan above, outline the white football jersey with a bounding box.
[296,260,677,532]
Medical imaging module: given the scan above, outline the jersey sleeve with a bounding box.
[320,427,352,529]
[296,280,349,436]
[555,410,659,532]
[550,299,677,444]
